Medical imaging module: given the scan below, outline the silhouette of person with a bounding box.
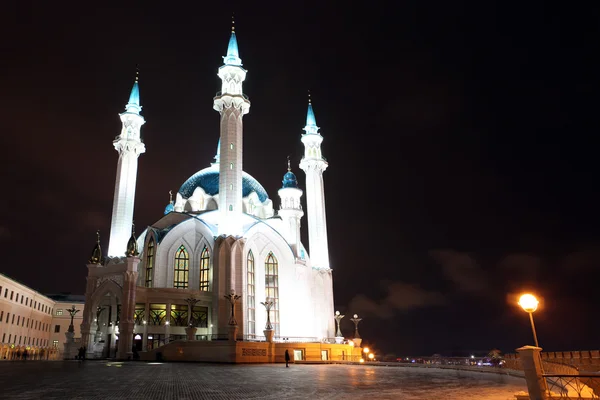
[285,349,290,367]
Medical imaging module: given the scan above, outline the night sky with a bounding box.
[1,2,598,357]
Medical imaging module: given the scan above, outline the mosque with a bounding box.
[78,25,356,363]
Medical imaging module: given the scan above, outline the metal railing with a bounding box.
[544,374,600,398]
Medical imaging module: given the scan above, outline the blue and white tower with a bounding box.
[299,95,329,269]
[108,71,146,257]
[213,20,251,236]
[278,158,304,258]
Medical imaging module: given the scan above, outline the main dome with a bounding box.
[178,167,269,203]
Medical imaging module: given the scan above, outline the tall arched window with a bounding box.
[199,246,210,291]
[145,239,155,288]
[265,252,280,336]
[173,245,189,289]
[247,251,255,336]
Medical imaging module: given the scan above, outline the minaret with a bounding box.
[213,17,250,236]
[299,93,330,269]
[278,157,304,258]
[108,71,146,257]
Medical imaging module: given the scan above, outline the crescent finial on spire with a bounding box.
[135,64,139,82]
[232,13,235,32]
[169,190,173,203]
[287,155,291,171]
[308,89,311,104]
[96,230,100,243]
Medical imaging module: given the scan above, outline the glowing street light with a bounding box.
[519,293,540,347]
[368,353,374,361]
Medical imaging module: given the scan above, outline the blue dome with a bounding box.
[282,171,298,189]
[164,203,174,215]
[179,167,269,203]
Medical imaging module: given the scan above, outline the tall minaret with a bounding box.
[108,71,146,257]
[299,94,330,269]
[278,157,304,258]
[213,18,250,236]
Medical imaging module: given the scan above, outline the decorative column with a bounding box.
[349,314,362,347]
[185,297,199,340]
[117,229,140,360]
[224,289,241,341]
[517,346,549,400]
[260,298,274,343]
[334,311,345,344]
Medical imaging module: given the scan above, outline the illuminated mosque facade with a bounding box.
[79,25,337,360]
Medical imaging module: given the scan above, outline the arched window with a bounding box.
[265,252,280,336]
[247,251,255,336]
[145,239,155,288]
[199,246,210,291]
[173,245,189,289]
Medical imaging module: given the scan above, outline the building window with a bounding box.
[229,205,233,211]
[134,304,145,325]
[247,251,255,336]
[230,184,233,190]
[199,246,210,291]
[53,340,59,348]
[145,238,155,288]
[0,310,3,322]
[230,143,234,150]
[149,304,167,325]
[265,252,280,336]
[169,304,188,327]
[10,291,13,300]
[56,309,63,316]
[11,314,15,324]
[15,293,18,302]
[54,325,60,333]
[173,245,189,289]
[3,288,6,297]
[230,163,233,170]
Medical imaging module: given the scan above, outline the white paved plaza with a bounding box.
[0,361,527,399]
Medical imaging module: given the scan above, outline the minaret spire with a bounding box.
[108,70,146,257]
[299,94,329,269]
[224,14,242,66]
[214,21,250,236]
[125,67,141,114]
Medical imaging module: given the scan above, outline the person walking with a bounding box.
[285,349,290,367]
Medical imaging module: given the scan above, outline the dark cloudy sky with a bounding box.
[1,1,598,357]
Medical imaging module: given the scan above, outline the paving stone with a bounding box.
[0,360,527,399]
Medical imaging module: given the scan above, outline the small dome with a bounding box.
[88,231,103,264]
[282,171,298,189]
[164,203,174,215]
[125,229,139,257]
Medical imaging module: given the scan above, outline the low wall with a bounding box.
[139,339,359,364]
[505,350,600,372]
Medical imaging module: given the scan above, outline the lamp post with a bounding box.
[224,290,241,326]
[363,347,369,363]
[260,298,274,330]
[260,298,275,342]
[349,314,362,347]
[184,297,200,341]
[224,289,241,341]
[334,311,344,343]
[66,305,80,333]
[518,293,540,347]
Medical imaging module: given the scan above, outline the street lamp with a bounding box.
[518,293,540,347]
[334,311,344,338]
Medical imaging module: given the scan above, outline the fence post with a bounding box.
[517,345,548,400]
